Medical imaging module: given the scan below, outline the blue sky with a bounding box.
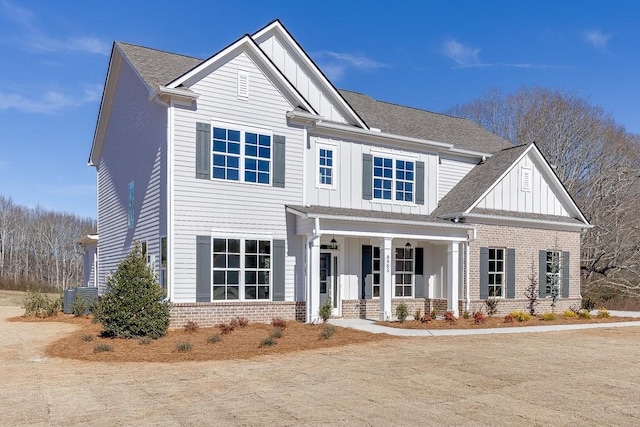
[0,0,638,219]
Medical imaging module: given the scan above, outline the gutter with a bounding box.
[440,212,592,230]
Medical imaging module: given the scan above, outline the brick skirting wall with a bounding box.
[467,297,582,316]
[341,298,463,320]
[169,301,306,328]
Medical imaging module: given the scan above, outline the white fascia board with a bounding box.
[465,144,534,214]
[77,234,99,245]
[286,109,324,125]
[252,21,369,130]
[448,147,493,159]
[312,120,454,151]
[149,86,200,104]
[460,212,593,231]
[165,35,316,115]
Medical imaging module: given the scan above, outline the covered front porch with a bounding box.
[287,206,475,323]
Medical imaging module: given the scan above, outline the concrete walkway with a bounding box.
[329,310,640,336]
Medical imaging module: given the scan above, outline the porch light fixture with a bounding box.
[405,242,411,248]
[329,238,338,250]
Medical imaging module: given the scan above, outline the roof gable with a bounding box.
[252,20,368,129]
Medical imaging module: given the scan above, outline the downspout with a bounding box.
[465,226,477,312]
[305,217,321,322]
[164,100,174,302]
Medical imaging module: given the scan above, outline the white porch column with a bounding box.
[307,235,321,323]
[447,241,460,317]
[379,237,393,321]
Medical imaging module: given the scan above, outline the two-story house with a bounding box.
[87,20,591,326]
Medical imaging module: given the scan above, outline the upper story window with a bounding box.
[319,148,333,185]
[212,124,271,185]
[373,157,414,202]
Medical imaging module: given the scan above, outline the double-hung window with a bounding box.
[545,251,561,297]
[318,147,333,186]
[488,248,504,297]
[212,124,271,185]
[373,157,414,202]
[212,238,271,301]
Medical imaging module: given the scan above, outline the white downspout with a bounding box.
[465,226,477,312]
[306,217,321,322]
[164,101,175,302]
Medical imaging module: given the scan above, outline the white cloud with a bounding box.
[0,84,103,114]
[584,30,612,51]
[0,0,109,55]
[443,38,481,66]
[312,51,388,82]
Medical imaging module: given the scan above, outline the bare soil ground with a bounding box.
[3,290,640,426]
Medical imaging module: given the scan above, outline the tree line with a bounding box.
[449,87,640,300]
[0,195,96,290]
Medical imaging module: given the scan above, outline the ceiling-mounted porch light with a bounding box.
[405,242,411,248]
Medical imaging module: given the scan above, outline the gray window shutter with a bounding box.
[479,247,489,299]
[539,250,547,298]
[196,122,211,179]
[414,247,425,298]
[196,235,211,302]
[362,153,372,200]
[362,245,372,299]
[506,248,516,299]
[273,135,286,188]
[415,161,425,205]
[272,239,286,301]
[562,251,570,298]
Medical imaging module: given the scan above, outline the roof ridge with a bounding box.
[115,41,204,61]
[339,88,468,121]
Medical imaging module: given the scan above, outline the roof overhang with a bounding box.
[149,85,200,104]
[77,234,99,245]
[439,211,592,231]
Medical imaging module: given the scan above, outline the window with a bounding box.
[160,237,167,294]
[545,251,561,297]
[318,147,333,186]
[212,238,271,301]
[488,248,504,297]
[395,246,413,297]
[372,246,381,297]
[373,157,414,202]
[128,181,134,228]
[212,124,271,185]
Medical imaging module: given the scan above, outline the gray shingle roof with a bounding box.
[338,90,512,154]
[116,42,203,89]
[432,143,530,217]
[287,205,470,227]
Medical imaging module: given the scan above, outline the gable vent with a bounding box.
[237,69,249,99]
[521,167,532,192]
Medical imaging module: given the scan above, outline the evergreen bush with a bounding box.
[93,242,170,339]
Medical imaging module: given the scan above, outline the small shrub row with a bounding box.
[510,311,531,322]
[597,307,610,318]
[23,290,61,318]
[541,312,556,321]
[563,309,578,318]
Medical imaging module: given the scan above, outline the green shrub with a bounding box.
[414,308,421,321]
[23,290,61,318]
[260,337,277,347]
[510,311,531,322]
[541,312,556,321]
[462,310,471,319]
[320,324,335,340]
[176,342,193,352]
[563,309,578,318]
[72,294,90,317]
[81,334,94,342]
[206,334,222,344]
[396,302,408,323]
[578,309,592,319]
[430,309,437,319]
[270,328,284,339]
[93,242,170,339]
[319,299,332,323]
[597,307,610,318]
[93,343,113,353]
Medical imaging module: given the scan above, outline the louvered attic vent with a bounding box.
[237,69,249,99]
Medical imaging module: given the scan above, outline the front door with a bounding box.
[320,253,340,315]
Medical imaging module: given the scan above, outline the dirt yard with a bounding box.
[2,290,640,426]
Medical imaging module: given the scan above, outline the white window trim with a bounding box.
[210,120,273,187]
[210,235,273,302]
[371,155,416,205]
[521,166,532,192]
[316,142,337,189]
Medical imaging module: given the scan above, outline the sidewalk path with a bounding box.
[330,310,640,337]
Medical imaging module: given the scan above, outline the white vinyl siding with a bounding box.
[438,155,477,201]
[171,50,302,303]
[476,152,569,216]
[96,57,166,293]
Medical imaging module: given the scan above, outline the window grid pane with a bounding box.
[395,160,414,202]
[394,247,413,297]
[212,238,271,301]
[212,238,241,300]
[545,251,561,297]
[488,248,504,297]
[244,239,270,300]
[319,148,333,185]
[212,127,240,181]
[245,132,271,184]
[373,157,393,200]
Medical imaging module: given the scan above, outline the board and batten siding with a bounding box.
[256,33,349,125]
[438,155,478,202]
[171,49,304,303]
[306,135,440,215]
[475,151,569,216]
[96,58,167,293]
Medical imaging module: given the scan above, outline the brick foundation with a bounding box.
[169,301,306,328]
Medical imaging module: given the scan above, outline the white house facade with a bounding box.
[88,20,591,326]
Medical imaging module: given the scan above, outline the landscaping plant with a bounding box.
[396,302,408,323]
[484,297,499,316]
[93,242,170,339]
[319,299,332,323]
[23,290,61,318]
[524,261,539,315]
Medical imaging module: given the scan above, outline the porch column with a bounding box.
[447,241,460,317]
[379,237,393,321]
[307,235,321,323]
